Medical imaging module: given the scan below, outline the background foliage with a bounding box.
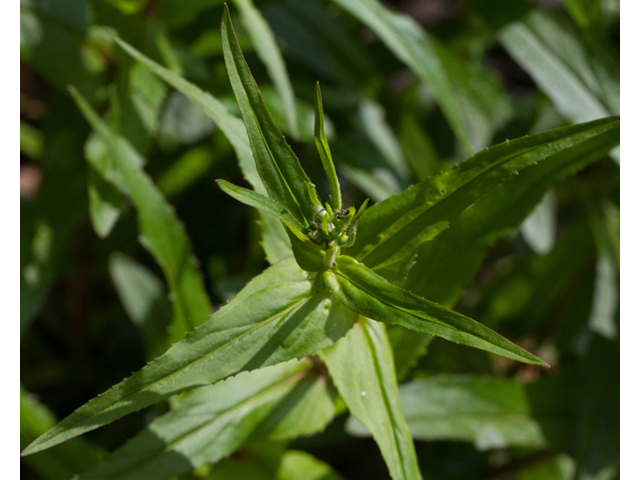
[21,0,619,479]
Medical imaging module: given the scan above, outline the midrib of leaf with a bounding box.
[359,318,413,480]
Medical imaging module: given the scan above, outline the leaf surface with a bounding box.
[347,375,570,450]
[404,118,617,305]
[233,0,298,137]
[22,257,356,456]
[76,359,335,480]
[222,6,314,225]
[321,318,421,480]
[346,116,620,278]
[323,256,546,365]
[217,179,306,233]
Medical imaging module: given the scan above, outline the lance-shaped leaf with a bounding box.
[321,318,421,480]
[330,0,474,154]
[232,0,298,138]
[222,5,315,225]
[70,87,213,344]
[323,256,546,365]
[404,115,620,305]
[346,116,620,277]
[314,83,341,211]
[22,257,357,456]
[217,179,306,234]
[110,34,292,264]
[76,359,335,480]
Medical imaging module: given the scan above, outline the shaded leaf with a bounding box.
[331,0,474,153]
[70,87,213,343]
[108,252,172,360]
[21,386,103,480]
[314,83,342,211]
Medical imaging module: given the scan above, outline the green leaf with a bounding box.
[22,257,357,456]
[348,375,565,450]
[111,33,292,264]
[521,190,557,255]
[108,252,172,360]
[21,386,103,480]
[70,87,213,344]
[321,318,421,480]
[233,0,298,138]
[217,179,306,234]
[75,359,335,480]
[347,116,620,278]
[110,33,259,193]
[331,0,474,153]
[323,256,546,365]
[404,123,616,306]
[221,5,315,225]
[314,83,342,211]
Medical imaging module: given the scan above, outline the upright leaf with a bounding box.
[321,318,421,480]
[314,83,342,211]
[22,257,357,456]
[221,5,315,225]
[111,34,292,262]
[232,0,299,137]
[70,87,212,343]
[346,116,620,279]
[76,359,335,480]
[331,0,474,153]
[323,256,546,365]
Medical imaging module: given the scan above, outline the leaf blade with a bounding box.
[217,179,306,233]
[324,256,546,365]
[221,5,314,224]
[346,116,620,277]
[22,257,356,456]
[233,0,299,138]
[321,318,421,480]
[70,87,212,343]
[314,83,342,211]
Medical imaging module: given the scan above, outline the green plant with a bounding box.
[21,1,619,479]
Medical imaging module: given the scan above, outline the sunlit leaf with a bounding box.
[323,256,546,365]
[76,359,335,480]
[22,257,356,456]
[321,318,421,480]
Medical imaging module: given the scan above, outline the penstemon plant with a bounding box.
[21,5,620,480]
